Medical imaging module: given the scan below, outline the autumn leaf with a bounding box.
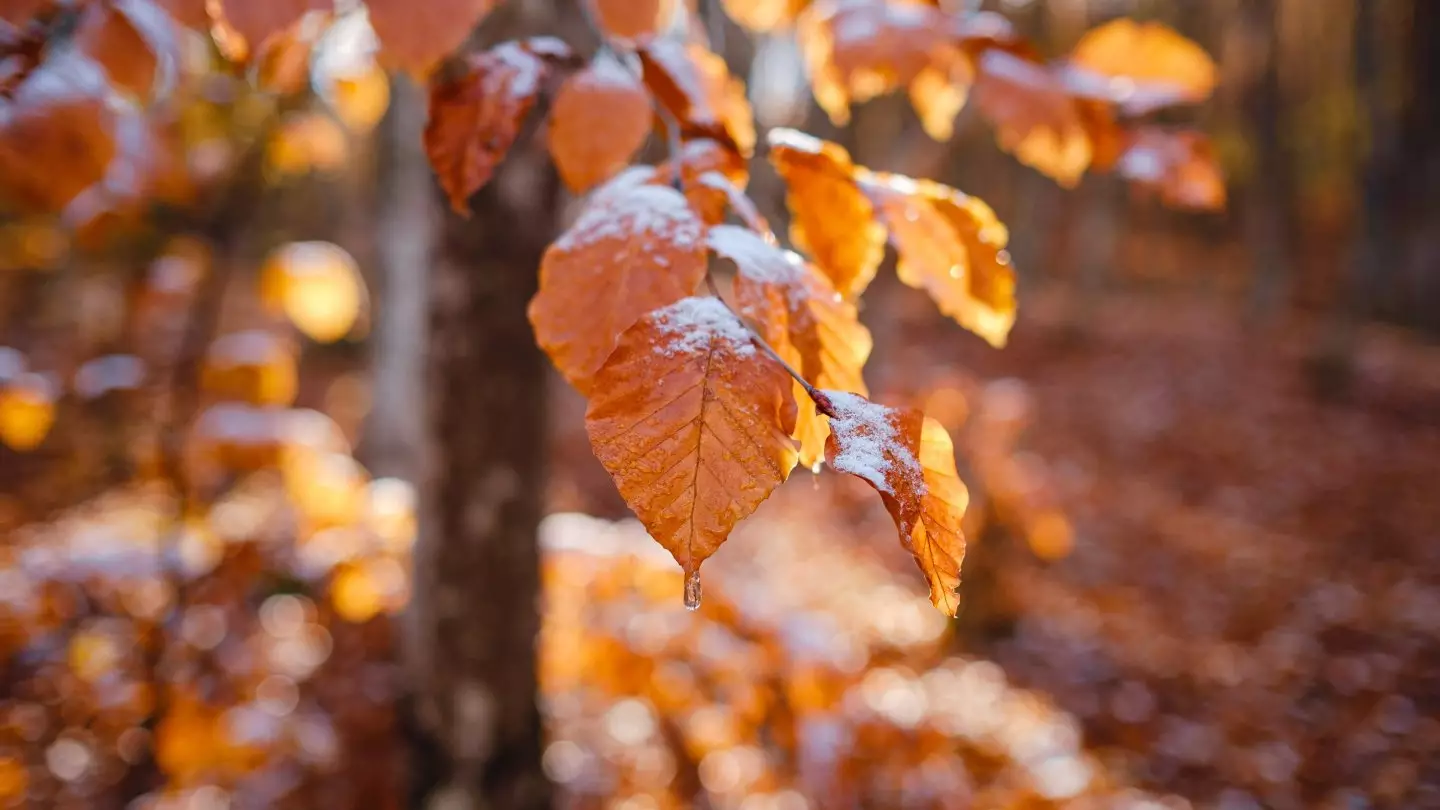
[587,0,676,45]
[857,171,1016,347]
[711,225,871,468]
[0,59,117,213]
[217,0,326,58]
[1063,18,1217,115]
[367,0,499,76]
[720,0,809,32]
[822,392,967,616]
[425,38,573,213]
[74,0,159,99]
[586,296,798,583]
[638,39,756,159]
[766,128,885,299]
[973,49,1091,187]
[153,0,209,30]
[1118,127,1226,211]
[529,184,708,391]
[0,0,50,26]
[689,170,770,231]
[547,53,653,194]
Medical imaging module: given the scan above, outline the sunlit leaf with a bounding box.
[1118,127,1227,211]
[1063,18,1217,114]
[973,49,1091,187]
[367,0,499,76]
[587,0,676,45]
[638,39,756,159]
[547,53,653,194]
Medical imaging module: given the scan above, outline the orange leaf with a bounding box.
[857,171,1016,347]
[547,53,653,193]
[973,49,1091,187]
[720,0,809,32]
[217,0,326,58]
[528,184,708,391]
[765,128,885,299]
[587,0,676,45]
[1064,18,1216,114]
[638,39,755,158]
[424,38,571,213]
[822,392,967,616]
[153,0,209,30]
[1118,127,1226,211]
[712,225,872,468]
[586,296,798,581]
[74,0,159,99]
[0,64,117,213]
[0,0,49,26]
[367,0,499,76]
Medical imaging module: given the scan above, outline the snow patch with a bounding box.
[707,225,804,285]
[824,391,920,495]
[652,297,756,358]
[557,184,702,253]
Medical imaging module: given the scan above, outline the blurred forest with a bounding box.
[1,0,1438,809]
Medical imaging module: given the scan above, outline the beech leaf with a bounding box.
[973,49,1092,187]
[587,0,676,45]
[1118,127,1227,211]
[638,39,756,159]
[547,53,653,194]
[1062,18,1217,115]
[367,0,500,76]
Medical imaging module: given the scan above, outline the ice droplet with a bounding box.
[684,569,702,611]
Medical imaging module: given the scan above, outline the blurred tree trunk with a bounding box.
[1243,0,1293,323]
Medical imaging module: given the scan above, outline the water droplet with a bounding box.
[684,570,702,611]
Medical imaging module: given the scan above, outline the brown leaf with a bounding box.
[586,296,798,580]
[712,225,871,468]
[0,63,116,213]
[587,0,676,45]
[547,53,653,194]
[424,38,570,213]
[766,128,885,299]
[74,1,158,99]
[858,171,1016,347]
[973,49,1091,187]
[218,0,326,58]
[822,392,967,616]
[1063,18,1217,115]
[638,39,755,159]
[368,0,499,76]
[1118,127,1226,211]
[0,0,50,26]
[153,0,210,30]
[528,184,708,391]
[719,0,809,32]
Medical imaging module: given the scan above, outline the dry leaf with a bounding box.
[720,0,809,32]
[153,0,210,30]
[217,0,325,58]
[1063,18,1217,115]
[529,184,708,391]
[367,0,499,76]
[587,0,675,45]
[766,128,885,299]
[74,1,158,99]
[547,53,652,193]
[424,38,571,213]
[823,392,967,616]
[0,64,117,213]
[638,39,755,158]
[1118,127,1226,211]
[973,49,1091,187]
[858,170,1016,347]
[586,296,798,579]
[712,225,871,468]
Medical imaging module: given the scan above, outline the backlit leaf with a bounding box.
[154,0,209,30]
[424,38,571,213]
[638,39,755,159]
[0,58,117,213]
[858,171,1016,347]
[766,128,885,299]
[74,0,158,99]
[720,0,809,32]
[588,0,675,45]
[528,184,707,391]
[1118,127,1226,211]
[1064,18,1217,115]
[823,392,967,616]
[712,225,871,468]
[973,49,1091,187]
[586,296,798,580]
[218,0,326,58]
[547,53,653,193]
[367,0,499,76]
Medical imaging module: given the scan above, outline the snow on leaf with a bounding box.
[711,225,871,468]
[766,128,885,299]
[586,296,798,581]
[1117,127,1226,211]
[587,0,676,45]
[1061,18,1217,115]
[0,52,117,214]
[424,38,572,213]
[973,49,1093,188]
[857,170,1017,348]
[528,184,708,392]
[823,392,968,616]
[367,0,499,76]
[638,39,755,159]
[547,52,653,194]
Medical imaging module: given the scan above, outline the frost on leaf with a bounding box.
[587,0,676,45]
[586,296,798,580]
[1118,128,1226,212]
[1061,18,1217,115]
[858,171,1017,348]
[424,38,572,213]
[638,39,756,159]
[711,225,871,468]
[0,56,117,213]
[766,128,885,299]
[655,138,752,225]
[547,53,653,194]
[797,0,972,140]
[973,49,1093,188]
[529,184,707,392]
[823,392,968,617]
[368,0,499,76]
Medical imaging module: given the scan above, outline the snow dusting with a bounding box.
[824,391,920,495]
[707,225,803,285]
[586,51,642,90]
[557,185,702,253]
[652,297,756,359]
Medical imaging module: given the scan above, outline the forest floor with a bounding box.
[552,285,1440,808]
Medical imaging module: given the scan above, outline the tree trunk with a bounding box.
[407,134,559,810]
